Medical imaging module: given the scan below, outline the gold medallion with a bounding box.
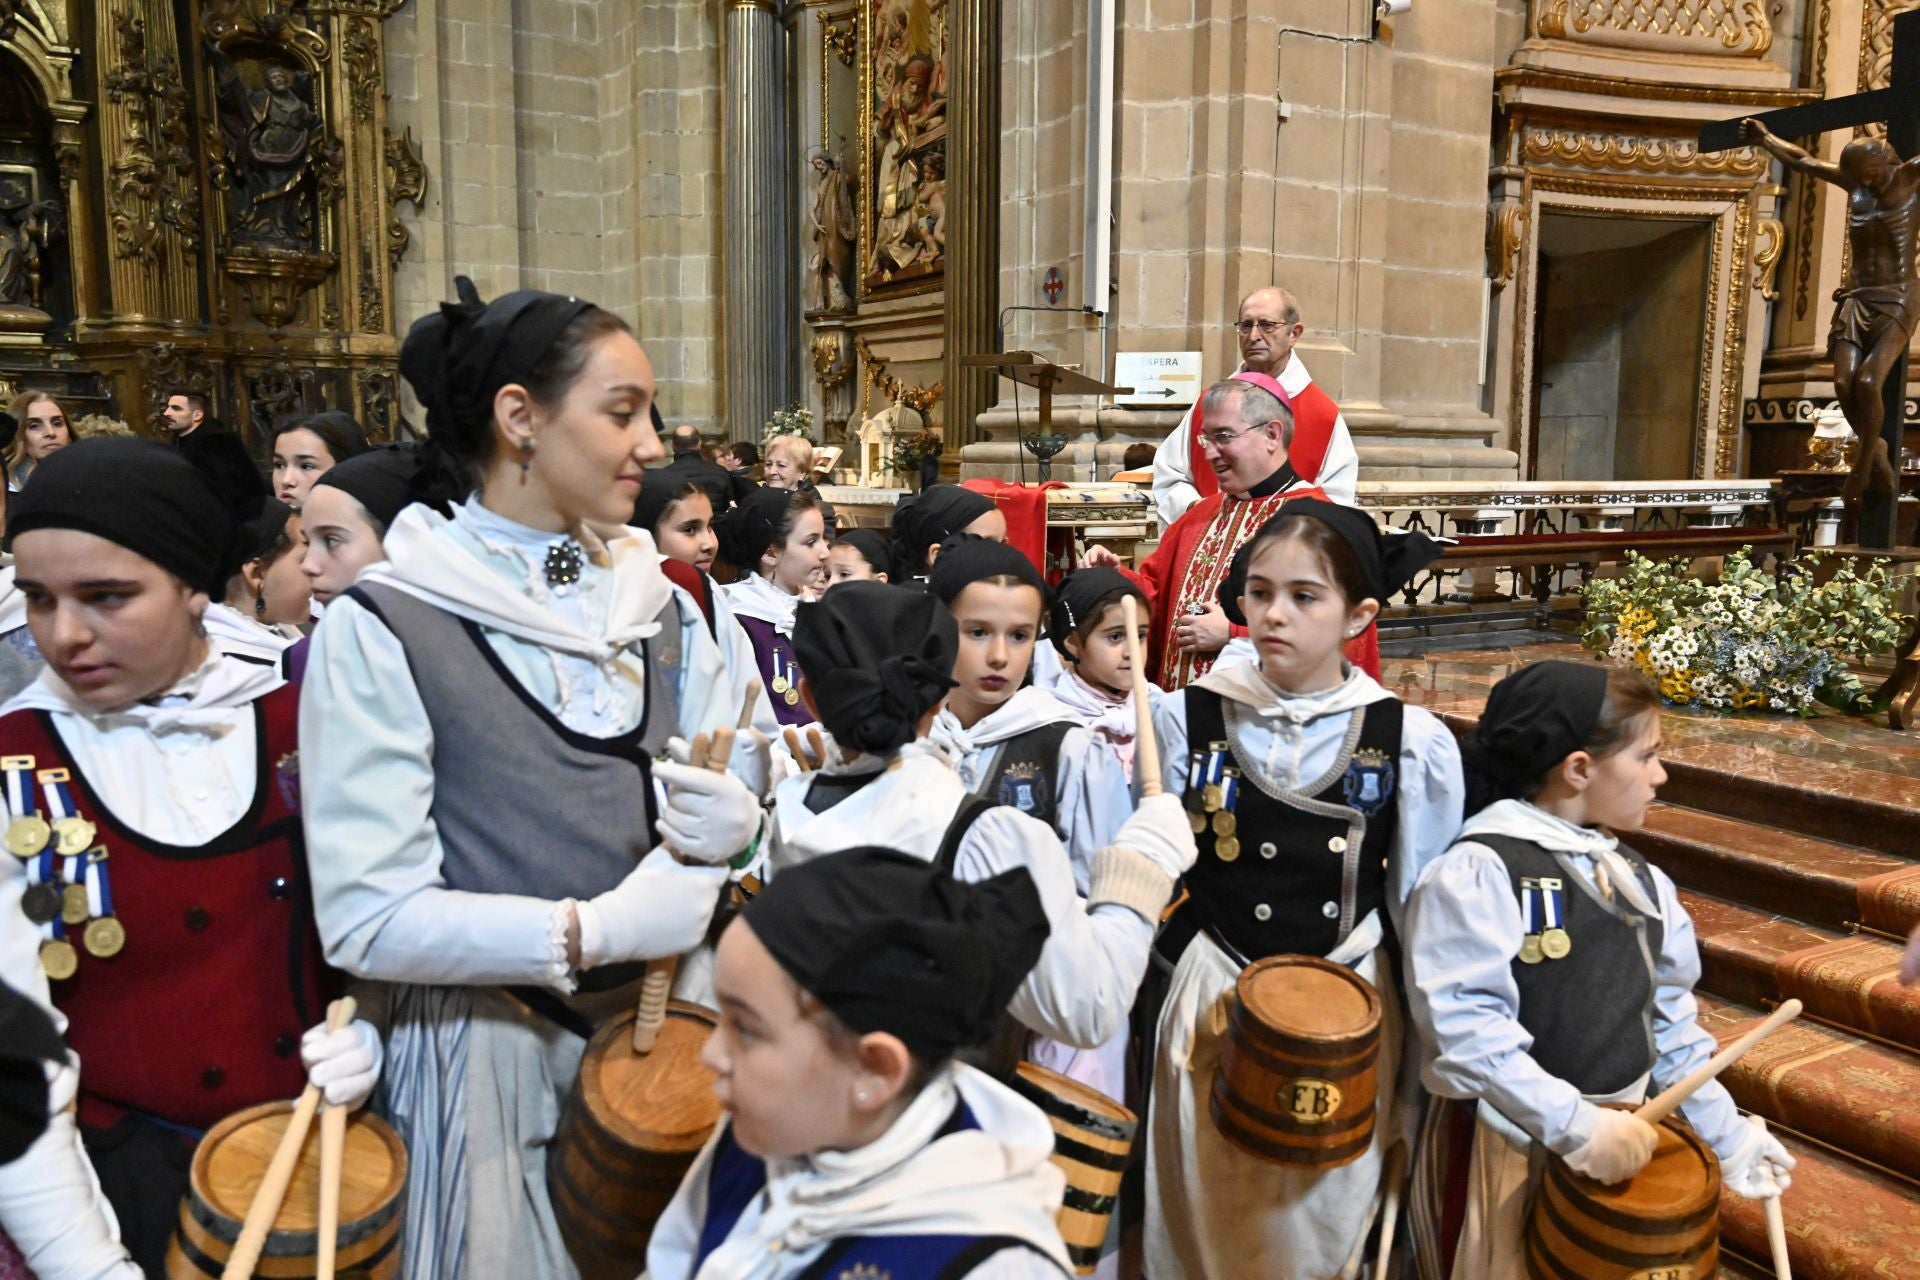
[20,882,60,925]
[61,883,90,926]
[39,938,77,981]
[783,687,800,706]
[84,916,126,959]
[1212,809,1237,839]
[1216,835,1241,862]
[771,675,790,694]
[5,816,49,858]
[1518,935,1544,965]
[1202,783,1223,812]
[1188,810,1208,836]
[1540,928,1571,960]
[52,817,96,858]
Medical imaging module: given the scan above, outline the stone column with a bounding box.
[722,0,800,443]
[942,0,1002,449]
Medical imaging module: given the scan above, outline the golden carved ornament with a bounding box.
[1490,201,1529,290]
[1538,0,1771,58]
[856,336,943,413]
[811,332,853,393]
[1752,215,1784,303]
[385,126,428,268]
[102,15,203,263]
[344,17,382,125]
[821,13,856,66]
[1521,128,1769,177]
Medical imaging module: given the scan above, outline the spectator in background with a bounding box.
[207,499,313,663]
[763,433,837,536]
[0,412,39,700]
[717,439,760,482]
[4,391,70,490]
[160,389,215,442]
[1122,441,1156,473]
[663,423,754,513]
[271,410,371,509]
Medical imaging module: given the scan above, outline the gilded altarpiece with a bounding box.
[1489,0,1809,480]
[0,0,423,444]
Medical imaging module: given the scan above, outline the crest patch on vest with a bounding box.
[1342,748,1395,815]
[998,761,1049,815]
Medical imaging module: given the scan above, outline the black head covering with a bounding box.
[927,535,1049,609]
[238,497,295,566]
[1047,567,1145,657]
[792,582,957,754]
[716,486,803,572]
[835,527,892,577]
[312,444,428,533]
[633,467,706,537]
[1217,498,1443,624]
[7,438,241,595]
[890,484,995,577]
[1462,660,1613,813]
[741,847,1051,1063]
[398,275,596,463]
[0,980,64,1165]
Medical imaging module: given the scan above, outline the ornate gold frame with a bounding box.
[857,0,946,302]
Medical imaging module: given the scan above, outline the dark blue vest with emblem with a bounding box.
[972,720,1074,833]
[691,1103,1060,1279]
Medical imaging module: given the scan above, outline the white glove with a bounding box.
[1563,1107,1659,1185]
[1722,1120,1795,1200]
[655,749,764,866]
[301,1018,382,1109]
[1113,793,1199,880]
[578,845,728,968]
[729,727,773,799]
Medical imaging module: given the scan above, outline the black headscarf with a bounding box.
[792,582,957,754]
[1462,660,1612,813]
[237,497,295,567]
[742,847,1051,1063]
[312,444,429,533]
[7,438,241,595]
[1217,498,1443,624]
[716,486,803,573]
[1047,567,1144,658]
[398,275,596,464]
[0,980,64,1165]
[835,527,892,577]
[890,485,995,577]
[927,535,1050,608]
[633,468,705,538]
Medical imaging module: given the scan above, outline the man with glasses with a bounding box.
[1085,374,1372,689]
[1148,287,1356,524]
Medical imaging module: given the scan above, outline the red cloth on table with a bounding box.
[961,479,1066,578]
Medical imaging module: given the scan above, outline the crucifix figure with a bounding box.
[1702,6,1920,546]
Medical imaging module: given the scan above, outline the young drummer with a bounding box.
[301,279,767,1280]
[1404,661,1792,1279]
[1037,567,1157,782]
[924,540,1131,892]
[650,846,1068,1280]
[1144,498,1464,1280]
[0,440,378,1279]
[716,487,831,727]
[827,527,891,588]
[769,582,1193,1068]
[890,484,1007,581]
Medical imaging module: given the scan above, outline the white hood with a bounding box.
[771,748,969,873]
[3,647,283,736]
[1461,797,1660,917]
[928,685,1081,760]
[202,602,299,660]
[721,572,813,637]
[1195,660,1391,726]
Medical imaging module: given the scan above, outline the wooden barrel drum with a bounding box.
[1526,1116,1721,1280]
[165,1101,407,1279]
[1209,954,1381,1169]
[550,1000,722,1280]
[1009,1062,1136,1274]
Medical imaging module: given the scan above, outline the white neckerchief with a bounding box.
[1462,798,1661,918]
[3,648,283,737]
[1194,662,1391,780]
[1049,668,1140,766]
[203,602,299,655]
[0,560,23,636]
[722,572,813,637]
[362,498,672,662]
[692,1065,1068,1280]
[926,685,1081,761]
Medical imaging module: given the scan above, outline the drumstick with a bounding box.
[1120,595,1161,797]
[634,728,738,1054]
[1632,999,1801,1127]
[222,996,356,1280]
[1375,1142,1406,1279]
[738,678,762,732]
[317,1095,346,1280]
[1751,1115,1792,1280]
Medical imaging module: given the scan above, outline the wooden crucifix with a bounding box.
[1701,8,1920,548]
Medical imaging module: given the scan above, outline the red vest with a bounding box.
[1186,378,1340,503]
[5,685,327,1131]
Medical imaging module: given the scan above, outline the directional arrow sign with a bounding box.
[1114,351,1202,407]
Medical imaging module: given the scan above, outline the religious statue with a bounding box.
[0,196,60,310]
[209,48,326,247]
[807,148,857,313]
[1743,118,1917,503]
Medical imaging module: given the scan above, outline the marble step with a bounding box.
[1717,1130,1920,1280]
[1697,993,1920,1184]
[1651,754,1916,862]
[1637,805,1915,936]
[1679,890,1920,1051]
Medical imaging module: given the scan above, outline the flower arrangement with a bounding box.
[761,404,816,446]
[1581,548,1910,715]
[889,428,942,475]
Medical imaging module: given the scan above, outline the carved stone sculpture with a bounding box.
[0,195,60,339]
[210,46,326,248]
[807,148,857,313]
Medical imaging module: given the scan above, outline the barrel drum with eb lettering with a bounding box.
[1526,1115,1721,1280]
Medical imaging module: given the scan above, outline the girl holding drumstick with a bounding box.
[1403,660,1793,1279]
[1142,499,1464,1280]
[301,278,767,1280]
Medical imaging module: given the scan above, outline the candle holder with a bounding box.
[1022,431,1068,481]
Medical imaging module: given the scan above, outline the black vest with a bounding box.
[1478,833,1665,1096]
[1177,687,1402,964]
[970,721,1075,833]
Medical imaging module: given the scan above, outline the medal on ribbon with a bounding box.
[21,849,60,925]
[3,755,49,859]
[772,650,801,705]
[82,850,124,959]
[1212,769,1239,840]
[38,769,96,858]
[59,852,88,926]
[1201,741,1228,812]
[1517,876,1544,965]
[1539,876,1571,959]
